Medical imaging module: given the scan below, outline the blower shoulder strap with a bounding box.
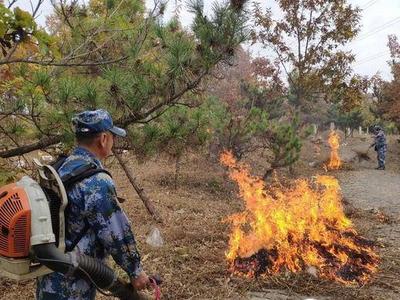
[61,164,112,190]
[51,155,112,252]
[51,155,113,186]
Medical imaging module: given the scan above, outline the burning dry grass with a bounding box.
[220,151,379,285]
[327,130,342,170]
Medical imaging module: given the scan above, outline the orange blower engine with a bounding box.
[0,160,147,300]
[0,184,31,259]
[0,162,61,281]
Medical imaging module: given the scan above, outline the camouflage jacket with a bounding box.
[373,130,387,150]
[36,147,142,300]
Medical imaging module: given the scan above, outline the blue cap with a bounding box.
[72,109,126,137]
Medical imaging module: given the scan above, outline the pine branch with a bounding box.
[0,135,62,158]
[0,55,129,66]
[118,70,208,127]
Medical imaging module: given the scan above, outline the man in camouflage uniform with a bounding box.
[36,109,150,299]
[371,125,387,170]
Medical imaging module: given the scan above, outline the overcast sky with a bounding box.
[14,0,400,80]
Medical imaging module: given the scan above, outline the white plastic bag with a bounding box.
[146,227,164,248]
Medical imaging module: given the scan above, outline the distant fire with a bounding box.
[327,130,342,170]
[220,151,379,284]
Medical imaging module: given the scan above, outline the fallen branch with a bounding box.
[113,150,163,224]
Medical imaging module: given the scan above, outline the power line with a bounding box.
[354,16,400,42]
[355,50,389,61]
[354,56,385,66]
[289,3,397,47]
[358,17,400,39]
[354,51,390,66]
[361,0,380,10]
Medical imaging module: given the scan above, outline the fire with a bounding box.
[327,130,342,170]
[220,151,379,284]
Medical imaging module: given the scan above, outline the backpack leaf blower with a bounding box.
[0,159,149,300]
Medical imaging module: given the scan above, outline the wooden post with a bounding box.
[359,126,362,135]
[330,122,335,131]
[113,150,163,224]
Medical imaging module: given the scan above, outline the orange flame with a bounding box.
[327,130,342,170]
[220,151,379,284]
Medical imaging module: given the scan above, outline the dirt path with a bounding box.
[334,135,400,300]
[336,168,400,300]
[338,169,400,215]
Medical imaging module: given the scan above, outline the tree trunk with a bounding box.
[113,150,163,224]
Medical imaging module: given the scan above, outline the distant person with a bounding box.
[370,125,387,170]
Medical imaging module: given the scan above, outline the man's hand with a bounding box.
[131,271,150,290]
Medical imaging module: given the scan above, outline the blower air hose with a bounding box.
[33,243,142,300]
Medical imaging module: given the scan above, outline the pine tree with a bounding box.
[0,0,248,159]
